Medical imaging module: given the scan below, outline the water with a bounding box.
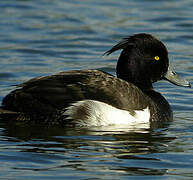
[0,0,193,179]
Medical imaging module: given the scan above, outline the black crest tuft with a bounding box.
[104,37,134,56]
[104,33,158,56]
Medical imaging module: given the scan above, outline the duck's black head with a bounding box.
[105,33,190,90]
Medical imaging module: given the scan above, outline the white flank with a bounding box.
[64,100,150,127]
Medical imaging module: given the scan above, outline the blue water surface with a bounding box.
[0,0,193,179]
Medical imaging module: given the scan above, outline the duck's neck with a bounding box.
[116,50,153,91]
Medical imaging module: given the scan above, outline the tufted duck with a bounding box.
[0,33,190,126]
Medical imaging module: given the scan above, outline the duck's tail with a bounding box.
[0,107,21,120]
[0,107,18,114]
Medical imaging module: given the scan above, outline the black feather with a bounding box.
[104,33,158,56]
[104,37,134,56]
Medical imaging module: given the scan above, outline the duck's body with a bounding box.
[0,70,171,125]
[0,34,190,126]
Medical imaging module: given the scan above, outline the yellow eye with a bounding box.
[154,56,160,61]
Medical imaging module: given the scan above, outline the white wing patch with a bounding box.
[64,100,150,127]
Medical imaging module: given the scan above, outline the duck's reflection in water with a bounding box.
[1,122,175,176]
